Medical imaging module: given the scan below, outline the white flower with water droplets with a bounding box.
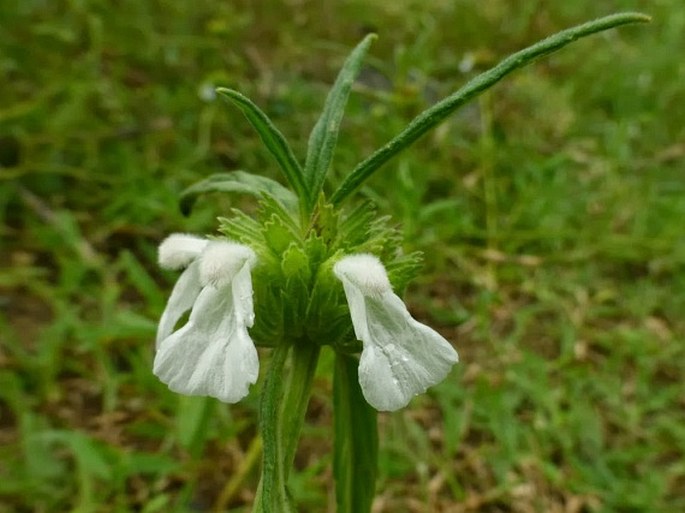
[334,254,458,411]
[154,234,259,403]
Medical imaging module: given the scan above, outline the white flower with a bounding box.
[153,234,259,403]
[333,254,459,411]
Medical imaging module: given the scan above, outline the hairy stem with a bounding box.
[254,341,320,513]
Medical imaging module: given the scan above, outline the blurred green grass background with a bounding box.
[1,1,684,512]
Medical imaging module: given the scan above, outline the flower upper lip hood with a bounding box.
[158,233,209,271]
[153,234,259,403]
[333,253,459,411]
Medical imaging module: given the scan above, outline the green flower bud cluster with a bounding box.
[217,195,423,351]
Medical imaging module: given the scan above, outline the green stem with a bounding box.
[282,342,321,472]
[333,353,378,513]
[254,342,320,513]
[330,12,650,205]
[257,345,291,513]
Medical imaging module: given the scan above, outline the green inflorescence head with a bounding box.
[217,194,423,351]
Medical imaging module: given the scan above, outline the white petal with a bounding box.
[231,263,256,327]
[153,277,258,403]
[332,253,391,296]
[357,293,458,411]
[199,241,256,289]
[334,254,458,411]
[156,261,202,349]
[158,234,208,270]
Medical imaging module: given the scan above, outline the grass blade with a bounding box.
[303,34,376,211]
[216,88,310,208]
[330,12,651,205]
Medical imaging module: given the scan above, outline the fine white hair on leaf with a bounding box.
[199,241,257,289]
[333,253,391,296]
[158,233,208,270]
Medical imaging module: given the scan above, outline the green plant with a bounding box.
[150,12,650,513]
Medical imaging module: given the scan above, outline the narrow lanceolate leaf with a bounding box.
[216,88,310,207]
[330,12,651,205]
[303,34,377,212]
[179,170,298,215]
[333,353,378,513]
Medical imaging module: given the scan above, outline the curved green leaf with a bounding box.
[179,170,298,215]
[331,12,651,205]
[216,88,310,207]
[303,34,376,212]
